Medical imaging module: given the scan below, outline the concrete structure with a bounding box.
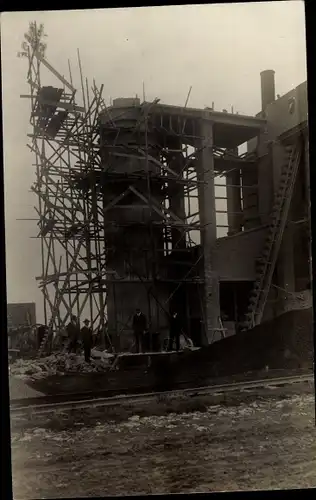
[93,70,309,349]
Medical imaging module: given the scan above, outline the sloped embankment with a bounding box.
[21,309,314,396]
[170,308,314,384]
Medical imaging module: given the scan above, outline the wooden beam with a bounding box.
[34,50,76,93]
[21,95,84,113]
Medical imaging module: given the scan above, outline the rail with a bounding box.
[10,373,313,416]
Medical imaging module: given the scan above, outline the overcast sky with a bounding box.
[1,2,307,323]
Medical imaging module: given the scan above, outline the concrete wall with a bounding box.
[293,224,310,291]
[247,81,307,153]
[264,82,308,140]
[239,79,309,327]
[248,80,307,197]
[257,82,307,189]
[212,226,268,281]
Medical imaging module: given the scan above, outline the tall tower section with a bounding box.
[99,98,170,348]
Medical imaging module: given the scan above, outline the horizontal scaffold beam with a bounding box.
[21,95,85,114]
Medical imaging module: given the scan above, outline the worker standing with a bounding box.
[37,324,46,350]
[132,308,147,353]
[168,311,182,352]
[80,319,93,363]
[67,315,80,354]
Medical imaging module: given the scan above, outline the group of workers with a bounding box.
[36,316,94,361]
[66,315,93,362]
[36,307,189,360]
[132,308,186,353]
[66,307,187,358]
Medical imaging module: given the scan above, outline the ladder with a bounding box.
[210,316,227,343]
[241,141,302,331]
[38,325,50,356]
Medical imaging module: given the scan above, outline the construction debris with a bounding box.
[10,350,114,381]
[8,326,37,355]
[278,289,312,315]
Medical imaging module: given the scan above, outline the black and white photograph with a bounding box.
[2,1,314,497]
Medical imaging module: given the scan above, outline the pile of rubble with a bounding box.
[9,349,115,381]
[280,289,312,314]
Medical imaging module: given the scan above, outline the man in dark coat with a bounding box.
[37,325,46,350]
[168,311,182,352]
[80,319,93,362]
[132,309,147,353]
[67,315,80,353]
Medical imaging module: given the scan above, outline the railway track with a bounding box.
[10,373,313,416]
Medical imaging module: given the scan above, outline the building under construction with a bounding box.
[22,43,310,353]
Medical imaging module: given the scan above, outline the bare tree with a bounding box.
[17,21,47,58]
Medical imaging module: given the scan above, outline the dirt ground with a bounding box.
[11,387,316,498]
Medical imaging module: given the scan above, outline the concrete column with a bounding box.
[242,164,259,230]
[196,117,220,344]
[260,70,276,111]
[167,138,186,249]
[226,168,242,235]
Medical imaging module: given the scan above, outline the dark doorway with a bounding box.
[220,281,254,326]
[190,318,202,347]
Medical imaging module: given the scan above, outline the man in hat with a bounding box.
[168,311,182,352]
[67,315,80,354]
[132,308,147,353]
[80,319,93,362]
[37,324,46,351]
